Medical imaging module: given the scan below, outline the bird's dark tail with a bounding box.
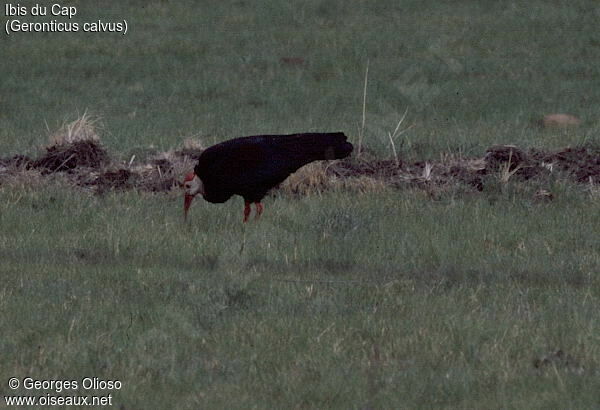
[272,132,353,164]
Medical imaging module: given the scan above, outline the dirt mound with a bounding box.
[333,155,402,179]
[85,169,137,192]
[33,140,110,173]
[442,164,485,191]
[540,146,600,182]
[484,144,549,180]
[2,135,598,197]
[484,145,528,171]
[481,144,600,183]
[74,146,201,193]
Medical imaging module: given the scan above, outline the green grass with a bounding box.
[2,0,600,156]
[2,1,600,408]
[0,182,599,408]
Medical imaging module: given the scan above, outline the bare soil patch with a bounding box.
[1,139,598,196]
[33,140,111,173]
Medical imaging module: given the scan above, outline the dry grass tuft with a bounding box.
[279,160,392,196]
[135,149,198,191]
[0,155,32,171]
[279,162,332,196]
[181,138,205,151]
[32,112,110,173]
[337,175,388,193]
[48,111,101,146]
[586,177,599,200]
[0,169,46,189]
[498,154,522,184]
[533,189,554,202]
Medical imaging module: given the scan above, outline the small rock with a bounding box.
[280,57,305,66]
[541,114,581,128]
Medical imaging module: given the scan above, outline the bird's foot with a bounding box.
[243,201,264,223]
[243,201,251,223]
[255,202,263,220]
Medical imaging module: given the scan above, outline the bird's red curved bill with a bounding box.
[184,194,194,220]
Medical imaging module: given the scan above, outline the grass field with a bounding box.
[1,1,600,408]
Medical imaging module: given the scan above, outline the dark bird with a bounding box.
[183,132,353,222]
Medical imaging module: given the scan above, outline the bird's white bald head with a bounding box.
[183,172,205,221]
[183,173,204,197]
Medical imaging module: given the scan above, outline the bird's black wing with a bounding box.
[195,136,275,202]
[196,133,352,202]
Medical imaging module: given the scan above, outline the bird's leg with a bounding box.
[243,201,251,223]
[254,202,264,220]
